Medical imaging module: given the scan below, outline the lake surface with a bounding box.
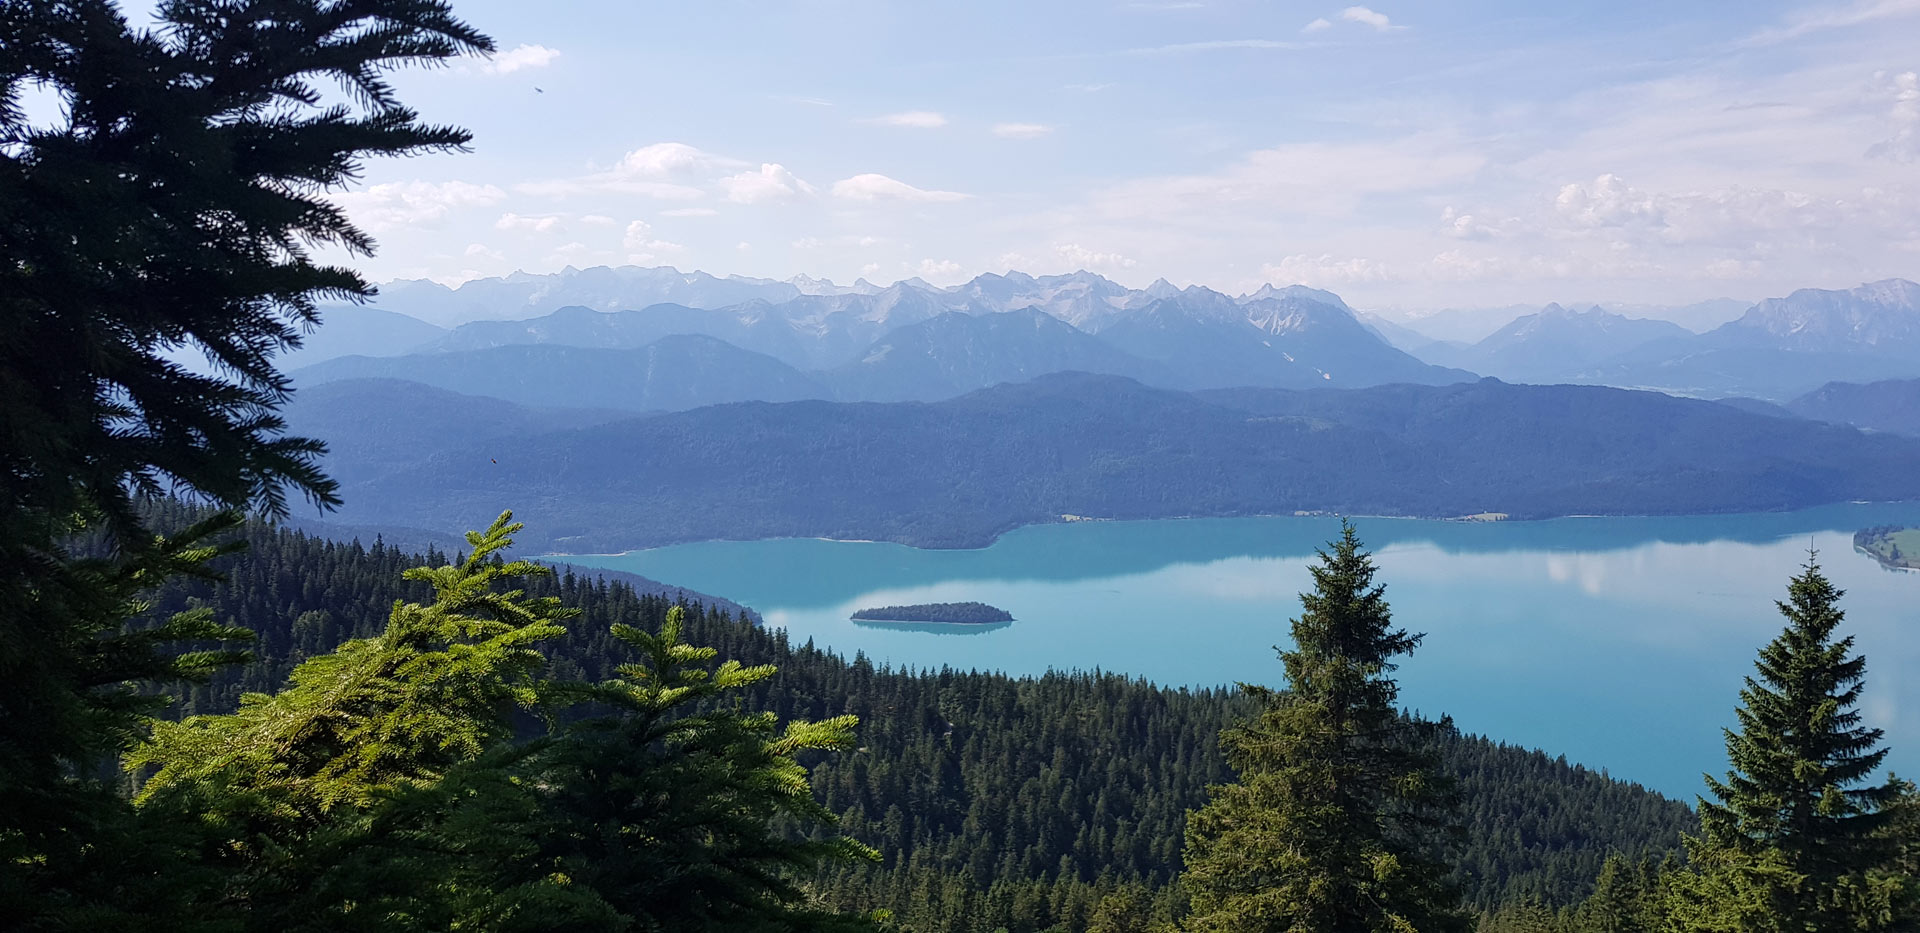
[553,504,1920,799]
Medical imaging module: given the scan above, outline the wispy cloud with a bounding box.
[832,173,970,202]
[332,180,505,231]
[718,164,816,203]
[495,212,562,233]
[1340,6,1401,30]
[516,142,734,200]
[993,122,1054,139]
[480,44,560,75]
[1302,17,1332,32]
[861,110,949,128]
[1741,0,1920,45]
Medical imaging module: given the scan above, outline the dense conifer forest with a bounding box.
[126,505,1698,928]
[6,0,1916,928]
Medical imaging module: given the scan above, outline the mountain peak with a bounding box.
[1242,283,1352,310]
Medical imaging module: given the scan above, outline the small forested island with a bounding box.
[849,601,1014,624]
[1855,525,1920,570]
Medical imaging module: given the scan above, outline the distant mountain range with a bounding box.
[298,270,1471,406]
[300,267,1920,406]
[1415,304,1693,383]
[1385,280,1920,399]
[288,373,1920,551]
[1576,280,1920,399]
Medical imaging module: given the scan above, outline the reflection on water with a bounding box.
[852,619,1015,636]
[553,504,1920,799]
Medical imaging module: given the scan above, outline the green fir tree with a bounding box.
[1,0,491,909]
[1180,521,1470,933]
[1666,556,1916,931]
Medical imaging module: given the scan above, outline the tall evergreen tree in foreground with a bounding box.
[1666,556,1917,932]
[1180,521,1469,933]
[1,0,493,901]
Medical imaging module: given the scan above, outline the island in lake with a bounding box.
[850,602,1014,624]
[1855,526,1920,571]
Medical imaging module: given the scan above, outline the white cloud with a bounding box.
[992,122,1054,139]
[482,44,560,75]
[718,163,816,203]
[1302,17,1332,32]
[737,241,753,251]
[623,220,684,263]
[1553,174,1663,228]
[463,243,505,261]
[1547,174,1849,251]
[1055,243,1137,269]
[661,207,720,217]
[578,214,617,226]
[1340,6,1398,29]
[862,110,948,128]
[1263,253,1397,286]
[616,142,735,178]
[516,142,730,199]
[1439,206,1515,240]
[917,259,964,282]
[549,241,595,262]
[494,212,562,233]
[831,173,970,202]
[1867,70,1920,161]
[332,180,505,231]
[623,220,682,252]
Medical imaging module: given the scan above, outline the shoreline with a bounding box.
[536,499,1920,560]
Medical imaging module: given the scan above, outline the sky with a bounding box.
[311,0,1920,310]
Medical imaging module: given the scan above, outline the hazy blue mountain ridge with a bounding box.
[301,279,1473,405]
[288,373,1920,552]
[1416,304,1693,382]
[823,308,1172,401]
[293,336,831,412]
[1786,378,1920,436]
[1579,279,1920,398]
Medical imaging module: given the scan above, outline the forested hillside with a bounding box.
[133,508,1697,928]
[298,373,1920,550]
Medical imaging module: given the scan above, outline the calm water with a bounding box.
[552,504,1920,799]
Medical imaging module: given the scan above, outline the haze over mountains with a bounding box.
[268,263,1920,551]
[301,266,1920,405]
[286,374,1920,552]
[299,268,1472,408]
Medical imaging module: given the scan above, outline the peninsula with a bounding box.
[1855,526,1920,571]
[850,602,1014,624]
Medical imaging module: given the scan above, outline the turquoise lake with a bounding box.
[552,504,1920,800]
